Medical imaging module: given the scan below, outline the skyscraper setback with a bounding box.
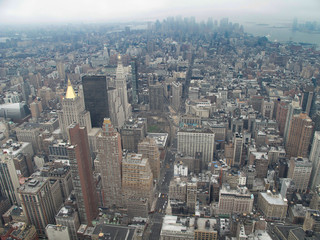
[96,118,123,208]
[67,124,98,226]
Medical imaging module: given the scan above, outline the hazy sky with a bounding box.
[0,0,319,24]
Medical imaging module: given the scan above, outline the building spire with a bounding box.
[65,79,76,99]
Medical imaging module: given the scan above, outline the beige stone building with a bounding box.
[96,119,123,208]
[257,191,288,220]
[287,157,312,193]
[138,137,160,180]
[122,153,154,208]
[218,185,253,215]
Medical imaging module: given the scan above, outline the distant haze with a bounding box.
[0,0,319,24]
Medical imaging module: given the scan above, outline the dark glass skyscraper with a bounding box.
[82,75,109,127]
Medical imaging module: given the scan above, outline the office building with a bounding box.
[303,209,320,232]
[96,118,123,208]
[131,57,139,104]
[276,100,289,136]
[116,55,131,121]
[160,215,218,240]
[285,113,314,158]
[67,124,99,226]
[46,224,70,240]
[283,96,301,144]
[58,80,92,139]
[288,157,312,193]
[309,131,320,190]
[0,102,30,121]
[122,153,154,209]
[232,133,243,167]
[301,85,317,117]
[121,118,147,152]
[218,185,254,215]
[177,128,215,164]
[187,182,197,214]
[55,206,80,240]
[149,83,164,111]
[18,177,56,236]
[257,191,288,220]
[82,75,109,128]
[107,87,125,129]
[172,81,182,111]
[138,137,160,180]
[0,153,21,205]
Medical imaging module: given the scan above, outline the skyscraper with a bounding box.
[309,131,320,190]
[96,118,123,208]
[116,55,131,121]
[284,96,301,144]
[149,83,164,111]
[177,128,215,165]
[172,81,182,112]
[0,154,21,205]
[107,87,125,129]
[58,80,92,139]
[285,113,314,158]
[82,75,109,128]
[67,124,98,226]
[131,57,139,104]
[138,137,161,180]
[122,153,154,208]
[18,177,56,237]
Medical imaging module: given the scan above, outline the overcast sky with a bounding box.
[0,0,319,24]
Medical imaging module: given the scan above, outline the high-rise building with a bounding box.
[107,87,125,129]
[116,55,131,121]
[130,57,139,104]
[55,206,80,240]
[276,100,289,136]
[149,83,164,111]
[58,80,92,139]
[96,119,123,208]
[310,132,320,190]
[56,61,66,81]
[121,118,147,152]
[172,81,183,112]
[138,137,160,180]
[177,128,215,165]
[284,96,301,144]
[187,182,197,214]
[285,113,314,158]
[288,157,312,192]
[18,177,56,236]
[122,153,154,209]
[67,124,98,226]
[232,133,243,167]
[301,84,317,117]
[0,154,21,205]
[82,75,109,128]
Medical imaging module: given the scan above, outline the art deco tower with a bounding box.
[67,124,98,226]
[96,118,123,207]
[116,55,131,121]
[58,80,92,139]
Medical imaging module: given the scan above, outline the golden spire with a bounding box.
[65,79,76,99]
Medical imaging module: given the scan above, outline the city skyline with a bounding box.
[0,0,319,24]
